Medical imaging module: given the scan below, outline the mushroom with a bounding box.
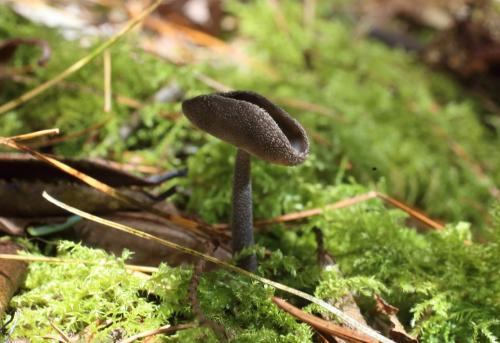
[182,91,309,271]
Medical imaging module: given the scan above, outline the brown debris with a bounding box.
[0,241,27,319]
[156,0,223,36]
[75,212,231,267]
[118,323,197,343]
[272,297,378,343]
[373,295,418,343]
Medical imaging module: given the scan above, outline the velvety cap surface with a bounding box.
[182,91,309,166]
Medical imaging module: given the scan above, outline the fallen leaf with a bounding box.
[374,295,418,343]
[0,241,27,319]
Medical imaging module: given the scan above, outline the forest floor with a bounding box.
[0,1,499,342]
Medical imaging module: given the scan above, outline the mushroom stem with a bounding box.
[231,149,257,271]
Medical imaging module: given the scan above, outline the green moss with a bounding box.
[5,242,311,342]
[7,242,162,341]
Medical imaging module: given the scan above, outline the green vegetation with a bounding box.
[1,0,499,341]
[7,242,310,342]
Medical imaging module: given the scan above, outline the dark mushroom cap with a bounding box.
[182,91,309,166]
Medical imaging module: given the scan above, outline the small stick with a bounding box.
[214,191,444,231]
[49,320,72,343]
[103,50,112,113]
[272,297,377,343]
[42,334,69,342]
[5,129,60,142]
[213,192,378,230]
[194,73,232,92]
[376,193,443,230]
[29,119,110,148]
[256,192,379,226]
[4,73,144,110]
[0,254,159,274]
[118,323,197,343]
[303,0,316,28]
[0,0,163,115]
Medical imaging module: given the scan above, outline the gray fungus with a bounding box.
[182,91,309,165]
[182,90,309,271]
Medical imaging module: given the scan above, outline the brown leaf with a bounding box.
[0,179,150,217]
[72,211,231,267]
[156,0,223,36]
[375,295,399,316]
[373,295,418,343]
[0,241,27,319]
[0,153,183,217]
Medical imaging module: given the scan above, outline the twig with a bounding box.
[213,192,378,230]
[375,193,443,230]
[92,158,163,174]
[42,334,70,342]
[194,73,232,92]
[0,254,159,274]
[4,73,144,110]
[49,320,72,343]
[0,0,163,115]
[214,191,444,231]
[103,50,112,113]
[42,191,395,343]
[257,192,379,226]
[266,0,291,38]
[6,129,60,142]
[119,323,197,343]
[272,297,378,343]
[29,119,110,149]
[313,226,332,267]
[303,0,316,28]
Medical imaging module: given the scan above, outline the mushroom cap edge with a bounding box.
[182,91,309,166]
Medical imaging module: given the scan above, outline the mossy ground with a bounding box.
[1,0,500,341]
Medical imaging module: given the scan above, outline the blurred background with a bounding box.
[1,0,499,231]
